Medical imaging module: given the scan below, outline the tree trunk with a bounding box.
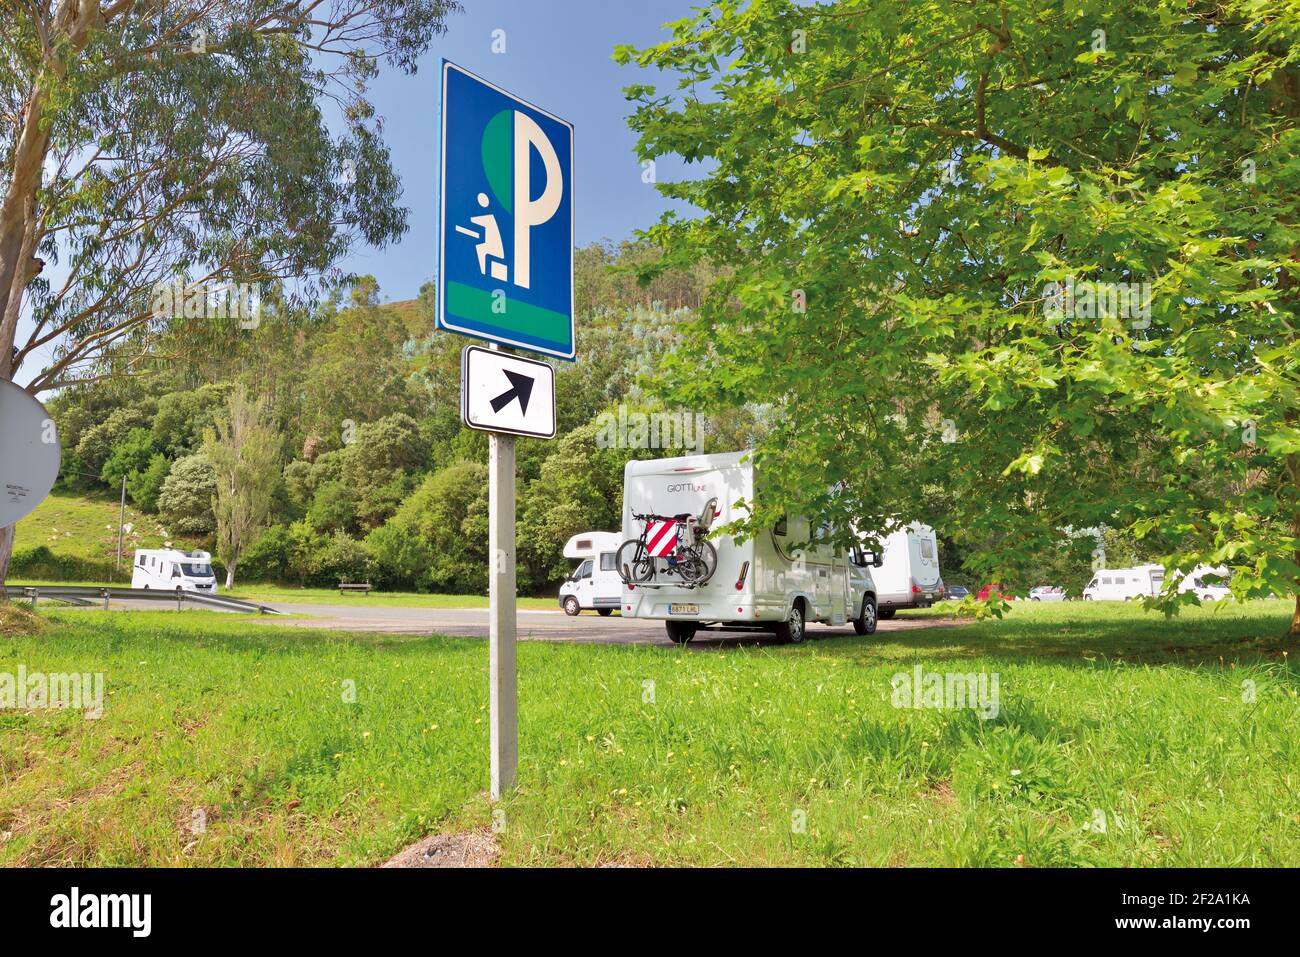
[0,525,13,600]
[1292,495,1300,638]
[225,559,236,591]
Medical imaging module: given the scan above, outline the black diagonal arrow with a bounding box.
[490,369,535,415]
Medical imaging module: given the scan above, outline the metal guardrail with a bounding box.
[6,585,281,616]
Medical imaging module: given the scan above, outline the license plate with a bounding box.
[669,603,698,615]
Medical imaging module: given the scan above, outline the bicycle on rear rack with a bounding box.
[617,498,719,586]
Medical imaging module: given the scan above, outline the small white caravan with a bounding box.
[620,451,881,644]
[131,548,218,593]
[1082,564,1164,601]
[558,531,623,616]
[867,522,943,618]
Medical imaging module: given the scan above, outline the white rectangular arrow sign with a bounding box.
[461,345,556,439]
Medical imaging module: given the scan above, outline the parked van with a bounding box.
[1174,564,1232,602]
[131,548,218,593]
[1082,564,1164,601]
[867,522,943,618]
[620,451,881,644]
[558,531,622,616]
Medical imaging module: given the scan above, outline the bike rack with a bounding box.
[619,563,713,590]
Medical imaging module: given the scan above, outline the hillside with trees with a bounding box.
[15,241,750,594]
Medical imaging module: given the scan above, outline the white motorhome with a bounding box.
[867,522,943,618]
[131,548,218,593]
[620,451,881,644]
[1082,564,1164,601]
[1174,564,1232,602]
[558,531,622,616]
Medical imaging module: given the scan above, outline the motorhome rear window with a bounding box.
[919,540,934,559]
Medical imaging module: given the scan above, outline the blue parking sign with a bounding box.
[438,61,575,360]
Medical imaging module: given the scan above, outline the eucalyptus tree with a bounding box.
[619,0,1300,632]
[0,0,459,579]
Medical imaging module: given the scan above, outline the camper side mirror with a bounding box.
[858,549,883,568]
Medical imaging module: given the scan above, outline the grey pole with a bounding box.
[488,347,518,799]
[115,475,126,579]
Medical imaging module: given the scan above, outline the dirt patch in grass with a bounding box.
[0,603,47,636]
[382,829,500,868]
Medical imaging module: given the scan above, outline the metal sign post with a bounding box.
[487,346,518,798]
[437,61,573,800]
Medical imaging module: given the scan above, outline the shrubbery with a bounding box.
[157,454,218,536]
[10,545,116,583]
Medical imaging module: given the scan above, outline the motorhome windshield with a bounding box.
[181,563,213,577]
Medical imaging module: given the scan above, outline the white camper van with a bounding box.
[1174,564,1232,602]
[868,522,943,618]
[620,451,881,644]
[558,531,622,616]
[1082,564,1164,601]
[131,548,219,593]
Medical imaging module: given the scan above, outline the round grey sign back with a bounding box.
[0,380,61,527]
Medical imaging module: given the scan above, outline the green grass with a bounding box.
[1,600,1296,866]
[6,580,561,611]
[15,488,201,569]
[222,584,560,610]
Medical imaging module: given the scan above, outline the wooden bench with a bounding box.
[338,582,373,596]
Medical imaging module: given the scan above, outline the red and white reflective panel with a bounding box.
[645,520,678,557]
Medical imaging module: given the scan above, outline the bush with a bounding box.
[127,454,171,513]
[237,525,295,582]
[9,545,117,583]
[306,480,357,534]
[75,406,152,477]
[151,385,227,458]
[100,427,157,488]
[370,462,489,594]
[157,454,217,536]
[309,532,376,586]
[366,521,435,590]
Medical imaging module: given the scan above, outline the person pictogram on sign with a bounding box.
[459,191,508,283]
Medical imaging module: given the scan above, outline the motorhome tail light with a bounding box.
[912,583,922,594]
[735,560,750,591]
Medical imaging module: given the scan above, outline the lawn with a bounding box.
[0,599,1296,866]
[221,583,560,611]
[6,579,560,611]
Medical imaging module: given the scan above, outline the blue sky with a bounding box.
[344,0,700,303]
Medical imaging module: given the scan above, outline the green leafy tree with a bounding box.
[151,386,228,458]
[75,407,153,478]
[370,462,489,593]
[126,454,171,514]
[519,421,650,589]
[100,428,157,489]
[620,0,1300,633]
[205,387,283,588]
[0,0,460,582]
